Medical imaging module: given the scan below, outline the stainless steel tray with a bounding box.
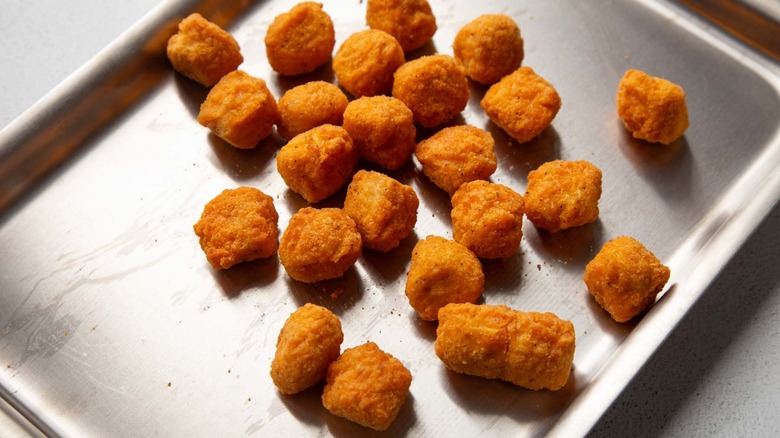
[1,0,779,436]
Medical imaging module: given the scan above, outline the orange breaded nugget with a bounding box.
[193,187,278,269]
[197,70,278,149]
[366,0,437,52]
[453,14,524,85]
[166,13,243,87]
[481,66,561,143]
[279,207,362,283]
[524,160,602,232]
[276,124,358,203]
[343,170,419,252]
[342,96,416,170]
[270,304,343,394]
[405,236,484,321]
[584,236,671,323]
[333,29,405,98]
[451,180,524,259]
[436,303,575,391]
[322,342,412,431]
[415,125,497,195]
[277,81,348,140]
[392,55,469,128]
[617,69,689,144]
[264,2,335,76]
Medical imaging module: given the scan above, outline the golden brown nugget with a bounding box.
[405,235,484,321]
[524,160,602,232]
[481,66,561,143]
[584,236,671,323]
[197,70,279,149]
[322,342,412,431]
[279,207,362,283]
[343,170,419,252]
[392,55,469,128]
[451,180,524,259]
[264,2,335,76]
[452,14,524,85]
[333,29,405,98]
[193,187,278,270]
[617,69,689,144]
[366,0,437,52]
[166,13,243,87]
[414,125,497,195]
[277,81,348,140]
[270,304,343,394]
[342,96,416,170]
[276,124,358,203]
[436,303,575,390]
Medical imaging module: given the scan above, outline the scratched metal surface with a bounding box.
[1,0,779,436]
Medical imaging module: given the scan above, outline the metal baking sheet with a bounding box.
[1,0,779,436]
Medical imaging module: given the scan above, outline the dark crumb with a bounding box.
[228,369,232,374]
[167,382,172,388]
[92,325,97,331]
[537,264,542,271]
[247,397,252,402]
[330,288,344,299]
[6,365,10,369]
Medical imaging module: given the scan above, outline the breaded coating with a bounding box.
[279,207,362,283]
[524,160,602,232]
[277,81,348,140]
[342,96,416,170]
[481,66,561,143]
[436,303,575,390]
[197,70,278,149]
[452,14,524,85]
[193,187,279,269]
[270,304,343,394]
[322,342,412,431]
[617,69,689,144]
[414,125,497,195]
[333,29,405,98]
[276,124,358,203]
[366,0,437,52]
[343,170,419,252]
[404,236,484,321]
[264,2,335,76]
[166,13,243,87]
[392,55,469,128]
[451,180,524,259]
[584,236,671,322]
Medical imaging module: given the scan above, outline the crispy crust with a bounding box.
[277,81,348,140]
[342,96,416,170]
[452,14,523,84]
[333,29,405,98]
[617,69,689,144]
[366,0,437,52]
[264,2,335,76]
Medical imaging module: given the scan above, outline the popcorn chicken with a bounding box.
[617,69,689,144]
[584,236,671,322]
[322,342,412,431]
[342,96,416,170]
[435,303,575,391]
[452,14,524,85]
[366,0,437,52]
[193,187,278,269]
[333,29,405,98]
[277,81,348,140]
[264,2,335,76]
[270,304,343,394]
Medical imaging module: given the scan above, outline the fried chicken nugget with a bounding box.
[193,187,278,269]
[392,55,469,128]
[343,170,419,252]
[366,0,437,52]
[277,81,348,140]
[322,342,412,431]
[342,96,416,170]
[452,14,524,85]
[276,124,358,203]
[524,160,602,232]
[333,29,405,98]
[405,235,484,321]
[617,69,689,144]
[436,303,575,391]
[481,66,561,143]
[584,236,671,322]
[279,207,362,283]
[414,125,497,195]
[451,180,524,259]
[270,304,343,394]
[166,13,243,87]
[197,70,279,149]
[264,2,335,76]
